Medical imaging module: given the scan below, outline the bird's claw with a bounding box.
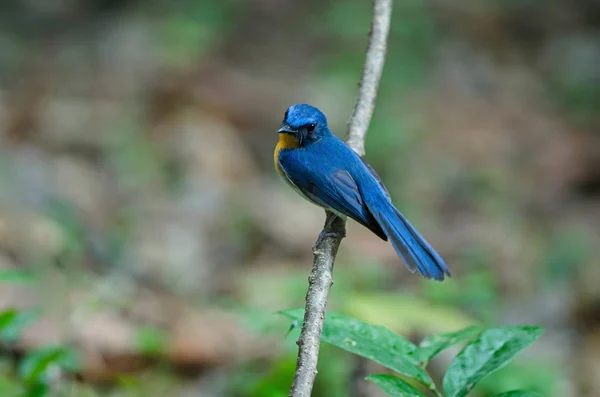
[312,231,339,251]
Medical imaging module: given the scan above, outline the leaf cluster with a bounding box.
[280,309,544,397]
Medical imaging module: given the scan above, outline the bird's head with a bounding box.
[278,104,330,146]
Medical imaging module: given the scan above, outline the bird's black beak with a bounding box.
[278,123,295,134]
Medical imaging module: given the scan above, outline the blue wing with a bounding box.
[279,152,387,240]
[360,157,391,200]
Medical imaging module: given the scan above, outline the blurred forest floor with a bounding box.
[0,0,599,396]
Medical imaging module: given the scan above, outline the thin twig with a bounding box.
[347,0,392,156]
[288,1,392,396]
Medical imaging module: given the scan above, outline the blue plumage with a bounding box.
[275,104,450,281]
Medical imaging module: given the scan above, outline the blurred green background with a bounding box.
[0,0,599,396]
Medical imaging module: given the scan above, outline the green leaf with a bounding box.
[443,326,544,397]
[417,326,482,365]
[491,391,544,397]
[279,308,432,387]
[366,374,427,397]
[19,346,79,386]
[0,270,34,284]
[0,309,39,343]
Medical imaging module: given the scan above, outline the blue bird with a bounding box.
[274,104,450,281]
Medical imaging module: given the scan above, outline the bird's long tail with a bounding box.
[367,196,451,281]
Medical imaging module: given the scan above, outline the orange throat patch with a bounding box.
[274,133,300,174]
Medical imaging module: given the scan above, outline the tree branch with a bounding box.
[288,1,392,396]
[346,0,392,157]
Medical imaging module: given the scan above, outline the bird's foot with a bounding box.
[312,230,339,251]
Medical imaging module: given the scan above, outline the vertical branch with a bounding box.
[347,0,393,157]
[288,1,392,397]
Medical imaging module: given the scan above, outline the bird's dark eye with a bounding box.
[306,123,316,133]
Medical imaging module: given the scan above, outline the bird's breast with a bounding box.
[274,133,300,175]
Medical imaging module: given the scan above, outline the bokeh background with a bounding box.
[0,0,599,396]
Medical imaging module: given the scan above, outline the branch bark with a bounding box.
[346,0,393,157]
[288,1,392,396]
